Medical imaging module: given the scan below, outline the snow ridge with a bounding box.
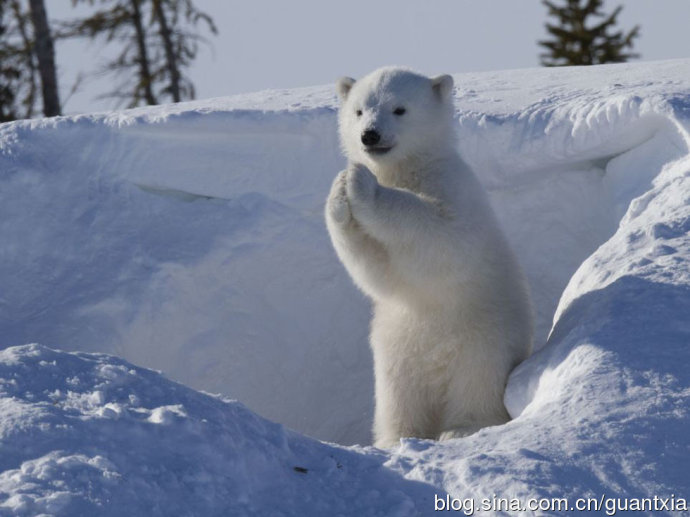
[0,344,439,516]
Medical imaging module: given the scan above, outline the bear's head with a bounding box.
[336,67,455,171]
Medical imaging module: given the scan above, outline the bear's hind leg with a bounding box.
[437,423,498,441]
[437,356,512,442]
[372,373,439,449]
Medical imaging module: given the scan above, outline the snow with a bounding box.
[1,59,689,515]
[0,344,439,516]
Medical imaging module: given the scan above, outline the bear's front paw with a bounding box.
[326,170,351,224]
[346,163,378,207]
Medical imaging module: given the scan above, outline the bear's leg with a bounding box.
[326,170,394,298]
[325,170,352,226]
[437,361,511,442]
[346,164,445,251]
[372,366,439,448]
[437,405,510,441]
[345,164,454,285]
[437,425,490,441]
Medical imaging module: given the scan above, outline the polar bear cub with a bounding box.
[325,67,533,448]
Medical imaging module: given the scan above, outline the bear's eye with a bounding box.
[393,107,406,116]
[356,109,362,117]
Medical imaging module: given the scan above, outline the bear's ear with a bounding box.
[431,74,454,100]
[336,77,356,100]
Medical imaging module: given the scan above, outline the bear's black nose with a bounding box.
[361,129,381,146]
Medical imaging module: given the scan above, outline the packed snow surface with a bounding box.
[1,59,689,515]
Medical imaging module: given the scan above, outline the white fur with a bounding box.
[326,67,533,448]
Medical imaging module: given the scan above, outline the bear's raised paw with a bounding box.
[327,170,351,224]
[346,163,378,207]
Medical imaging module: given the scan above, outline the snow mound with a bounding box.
[0,344,438,516]
[1,59,690,515]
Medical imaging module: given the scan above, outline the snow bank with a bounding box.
[1,59,689,515]
[0,344,439,516]
[0,102,373,445]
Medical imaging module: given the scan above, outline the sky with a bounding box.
[46,0,690,115]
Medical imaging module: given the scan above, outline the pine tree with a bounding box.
[539,0,640,67]
[149,0,217,103]
[131,0,157,105]
[0,2,20,121]
[63,0,216,108]
[28,0,61,116]
[62,0,158,107]
[0,0,40,121]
